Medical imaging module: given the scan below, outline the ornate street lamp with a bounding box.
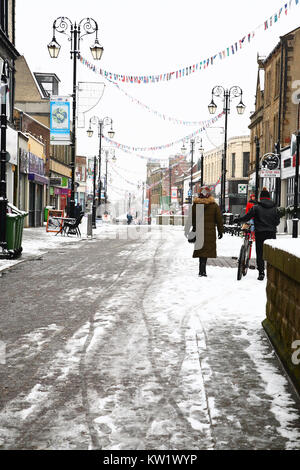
[185,136,202,203]
[47,17,103,218]
[198,138,204,187]
[0,60,9,255]
[87,116,115,227]
[208,85,246,212]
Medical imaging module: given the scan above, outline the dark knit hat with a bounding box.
[260,187,270,199]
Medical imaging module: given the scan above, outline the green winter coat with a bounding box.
[192,197,224,259]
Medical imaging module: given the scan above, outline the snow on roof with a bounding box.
[265,238,300,259]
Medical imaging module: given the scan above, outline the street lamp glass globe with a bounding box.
[87,128,93,138]
[108,129,115,139]
[236,100,246,115]
[181,144,187,153]
[90,39,104,60]
[208,100,217,115]
[47,37,61,58]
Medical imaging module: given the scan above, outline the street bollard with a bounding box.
[87,213,93,238]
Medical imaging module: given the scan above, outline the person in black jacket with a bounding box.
[234,188,280,281]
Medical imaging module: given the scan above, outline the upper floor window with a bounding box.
[275,60,281,97]
[231,153,236,178]
[265,71,271,105]
[243,152,250,178]
[0,0,8,35]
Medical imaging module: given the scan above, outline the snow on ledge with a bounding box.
[265,238,300,259]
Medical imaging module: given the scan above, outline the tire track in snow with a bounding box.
[0,237,149,449]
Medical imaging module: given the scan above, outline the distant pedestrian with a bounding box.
[246,194,256,214]
[245,193,256,233]
[191,187,224,277]
[234,188,280,281]
[74,203,82,219]
[127,213,133,225]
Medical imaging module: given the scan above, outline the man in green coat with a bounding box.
[192,187,224,277]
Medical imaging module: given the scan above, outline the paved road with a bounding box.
[0,228,299,450]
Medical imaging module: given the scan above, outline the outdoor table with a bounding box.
[51,217,76,236]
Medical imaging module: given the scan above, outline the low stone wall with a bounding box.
[156,215,187,226]
[263,243,300,395]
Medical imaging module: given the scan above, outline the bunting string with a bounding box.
[104,77,217,125]
[102,112,223,158]
[78,0,299,85]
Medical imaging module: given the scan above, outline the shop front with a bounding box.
[2,126,18,206]
[49,159,71,212]
[28,164,49,227]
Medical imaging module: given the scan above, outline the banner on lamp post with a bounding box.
[50,96,71,145]
[171,187,178,200]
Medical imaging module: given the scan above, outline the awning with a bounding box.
[28,173,49,185]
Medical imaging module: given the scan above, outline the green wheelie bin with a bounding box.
[7,204,28,257]
[5,213,19,251]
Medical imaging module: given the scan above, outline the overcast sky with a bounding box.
[15,0,300,199]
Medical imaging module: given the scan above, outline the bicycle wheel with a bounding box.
[237,245,246,281]
[243,242,251,277]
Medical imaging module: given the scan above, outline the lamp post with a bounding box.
[92,155,97,228]
[254,136,260,201]
[199,139,204,187]
[48,17,103,218]
[87,116,114,226]
[104,148,116,212]
[293,132,300,238]
[208,86,246,212]
[182,137,202,203]
[0,60,9,253]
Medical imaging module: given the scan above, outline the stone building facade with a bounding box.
[249,26,300,206]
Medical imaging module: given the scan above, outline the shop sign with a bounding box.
[238,184,248,194]
[61,177,68,187]
[46,209,64,233]
[50,177,62,186]
[28,153,45,176]
[260,169,280,178]
[50,96,71,144]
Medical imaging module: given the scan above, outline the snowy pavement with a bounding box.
[0,225,299,450]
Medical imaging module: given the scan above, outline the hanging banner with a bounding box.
[171,187,178,200]
[50,96,71,145]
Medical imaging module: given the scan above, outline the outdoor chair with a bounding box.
[62,212,84,237]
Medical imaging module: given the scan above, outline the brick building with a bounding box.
[0,0,19,211]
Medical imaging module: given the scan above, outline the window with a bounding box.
[231,153,236,178]
[286,177,300,207]
[275,60,281,97]
[243,152,250,178]
[265,71,271,105]
[0,0,8,35]
[265,121,270,153]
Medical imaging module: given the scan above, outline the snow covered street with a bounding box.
[0,225,300,450]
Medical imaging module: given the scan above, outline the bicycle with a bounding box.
[237,224,256,281]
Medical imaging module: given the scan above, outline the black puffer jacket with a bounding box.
[238,199,280,232]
